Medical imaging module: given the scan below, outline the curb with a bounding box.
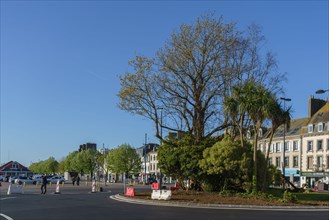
[110,194,329,211]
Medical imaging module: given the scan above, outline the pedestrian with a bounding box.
[72,176,75,186]
[76,176,80,186]
[41,175,47,194]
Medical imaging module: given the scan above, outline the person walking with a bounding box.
[72,176,75,186]
[76,176,80,186]
[41,175,47,194]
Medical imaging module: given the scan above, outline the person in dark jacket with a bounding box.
[76,176,80,186]
[41,175,47,194]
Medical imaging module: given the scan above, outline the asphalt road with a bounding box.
[0,182,328,220]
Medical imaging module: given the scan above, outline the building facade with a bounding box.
[0,161,33,177]
[259,97,329,188]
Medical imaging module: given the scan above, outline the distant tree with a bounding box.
[29,157,59,175]
[43,157,59,174]
[79,149,100,178]
[106,144,141,177]
[63,151,79,172]
[57,159,66,175]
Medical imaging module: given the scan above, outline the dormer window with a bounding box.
[318,123,324,132]
[308,124,314,133]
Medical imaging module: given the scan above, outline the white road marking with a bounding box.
[0,197,16,201]
[0,213,14,220]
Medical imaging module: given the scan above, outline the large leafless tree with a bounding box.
[118,14,285,145]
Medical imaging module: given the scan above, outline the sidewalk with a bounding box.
[110,194,329,211]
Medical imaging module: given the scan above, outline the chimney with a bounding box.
[308,96,326,118]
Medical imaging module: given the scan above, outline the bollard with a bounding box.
[50,182,52,186]
[85,181,88,187]
[62,182,64,187]
[23,182,26,187]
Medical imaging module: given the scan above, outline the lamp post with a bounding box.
[144,133,147,184]
[158,107,163,189]
[280,97,291,189]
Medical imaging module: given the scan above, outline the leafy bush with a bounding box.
[283,191,298,203]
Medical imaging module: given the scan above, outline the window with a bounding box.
[317,140,323,151]
[327,156,329,169]
[284,157,289,168]
[275,157,281,167]
[258,128,263,137]
[293,156,298,167]
[293,141,299,151]
[268,158,273,166]
[276,143,281,152]
[308,124,314,133]
[327,139,329,150]
[317,156,323,170]
[307,157,313,169]
[318,123,324,132]
[307,141,313,152]
[270,144,274,152]
[12,164,18,169]
[284,142,289,152]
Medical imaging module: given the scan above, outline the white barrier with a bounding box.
[160,190,172,200]
[151,190,172,200]
[7,183,24,195]
[151,190,161,200]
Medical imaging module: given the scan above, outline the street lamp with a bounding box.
[144,133,147,184]
[280,97,291,189]
[158,107,163,189]
[315,89,329,94]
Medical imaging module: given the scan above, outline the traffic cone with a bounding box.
[91,180,96,193]
[55,180,60,194]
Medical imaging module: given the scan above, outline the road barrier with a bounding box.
[151,182,160,190]
[125,187,135,197]
[151,190,172,200]
[7,183,24,195]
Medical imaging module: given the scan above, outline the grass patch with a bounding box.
[133,189,329,206]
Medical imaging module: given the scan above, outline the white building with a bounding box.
[259,97,329,188]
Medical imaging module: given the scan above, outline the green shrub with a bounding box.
[283,191,298,203]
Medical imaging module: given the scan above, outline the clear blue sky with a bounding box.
[1,0,328,167]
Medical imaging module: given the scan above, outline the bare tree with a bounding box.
[118,14,285,145]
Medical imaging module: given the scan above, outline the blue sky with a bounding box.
[1,0,328,167]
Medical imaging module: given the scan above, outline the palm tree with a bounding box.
[225,81,276,192]
[261,100,291,191]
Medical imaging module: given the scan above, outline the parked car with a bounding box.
[9,176,17,183]
[47,176,65,184]
[16,176,34,184]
